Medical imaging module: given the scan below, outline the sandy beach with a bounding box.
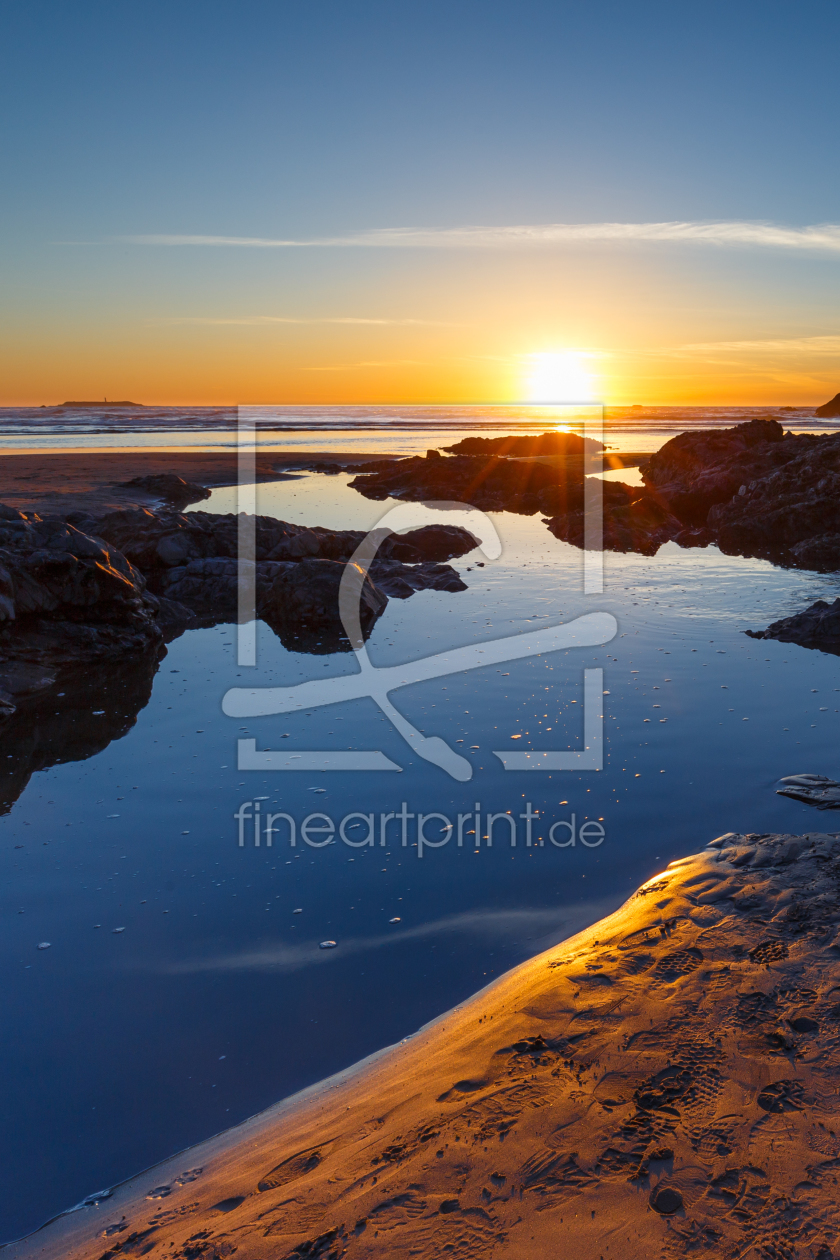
[0,448,649,517]
[8,827,840,1260]
[0,451,403,516]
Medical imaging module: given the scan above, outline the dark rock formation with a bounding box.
[0,506,163,712]
[815,392,840,418]
[85,508,476,572]
[775,773,840,809]
[746,597,840,654]
[119,473,212,509]
[641,419,840,570]
[348,450,687,556]
[640,417,788,525]
[349,451,584,515]
[442,431,603,457]
[0,504,479,808]
[543,482,682,556]
[0,504,479,703]
[85,511,477,654]
[708,460,840,566]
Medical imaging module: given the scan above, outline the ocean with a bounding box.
[1,402,837,455]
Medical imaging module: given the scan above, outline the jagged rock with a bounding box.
[0,509,163,686]
[641,419,840,570]
[815,391,840,418]
[84,509,477,650]
[640,417,788,524]
[367,559,467,597]
[746,597,840,654]
[0,502,479,700]
[709,461,840,564]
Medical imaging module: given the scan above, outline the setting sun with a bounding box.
[524,351,595,403]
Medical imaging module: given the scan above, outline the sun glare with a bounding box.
[524,352,594,403]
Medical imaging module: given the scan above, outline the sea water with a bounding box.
[1,417,839,1239]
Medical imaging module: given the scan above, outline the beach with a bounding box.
[8,827,840,1259]
[2,414,840,1244]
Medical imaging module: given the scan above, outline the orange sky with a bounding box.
[2,238,838,407]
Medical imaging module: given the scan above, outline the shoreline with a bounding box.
[8,828,840,1259]
[0,448,651,517]
[0,450,402,516]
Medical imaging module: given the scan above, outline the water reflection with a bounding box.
[0,646,163,816]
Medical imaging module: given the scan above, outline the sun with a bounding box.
[524,351,594,403]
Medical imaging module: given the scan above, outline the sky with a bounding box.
[1,0,839,406]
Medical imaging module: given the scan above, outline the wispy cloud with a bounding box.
[155,315,455,327]
[302,358,427,371]
[120,221,840,253]
[677,333,840,358]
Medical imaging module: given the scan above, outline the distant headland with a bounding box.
[54,400,144,409]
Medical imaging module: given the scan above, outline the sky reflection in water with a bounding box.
[2,471,840,1239]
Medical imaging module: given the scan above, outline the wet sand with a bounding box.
[9,829,840,1260]
[0,451,393,516]
[0,449,649,516]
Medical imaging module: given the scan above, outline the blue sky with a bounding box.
[2,1,839,403]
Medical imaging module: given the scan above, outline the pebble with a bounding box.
[37,941,51,950]
[319,940,337,949]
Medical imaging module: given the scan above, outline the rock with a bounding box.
[349,452,570,514]
[442,432,603,457]
[709,459,840,564]
[350,453,683,556]
[259,559,386,653]
[815,392,840,418]
[0,511,163,676]
[119,474,212,509]
[369,560,468,598]
[775,773,840,809]
[0,501,479,716]
[544,482,682,556]
[746,597,840,653]
[641,419,840,570]
[640,417,788,525]
[85,509,477,651]
[378,525,477,564]
[87,509,477,572]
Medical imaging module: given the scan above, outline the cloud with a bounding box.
[120,221,840,253]
[153,901,616,977]
[302,358,426,371]
[677,334,840,358]
[155,316,455,326]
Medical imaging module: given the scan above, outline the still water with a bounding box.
[2,471,839,1239]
